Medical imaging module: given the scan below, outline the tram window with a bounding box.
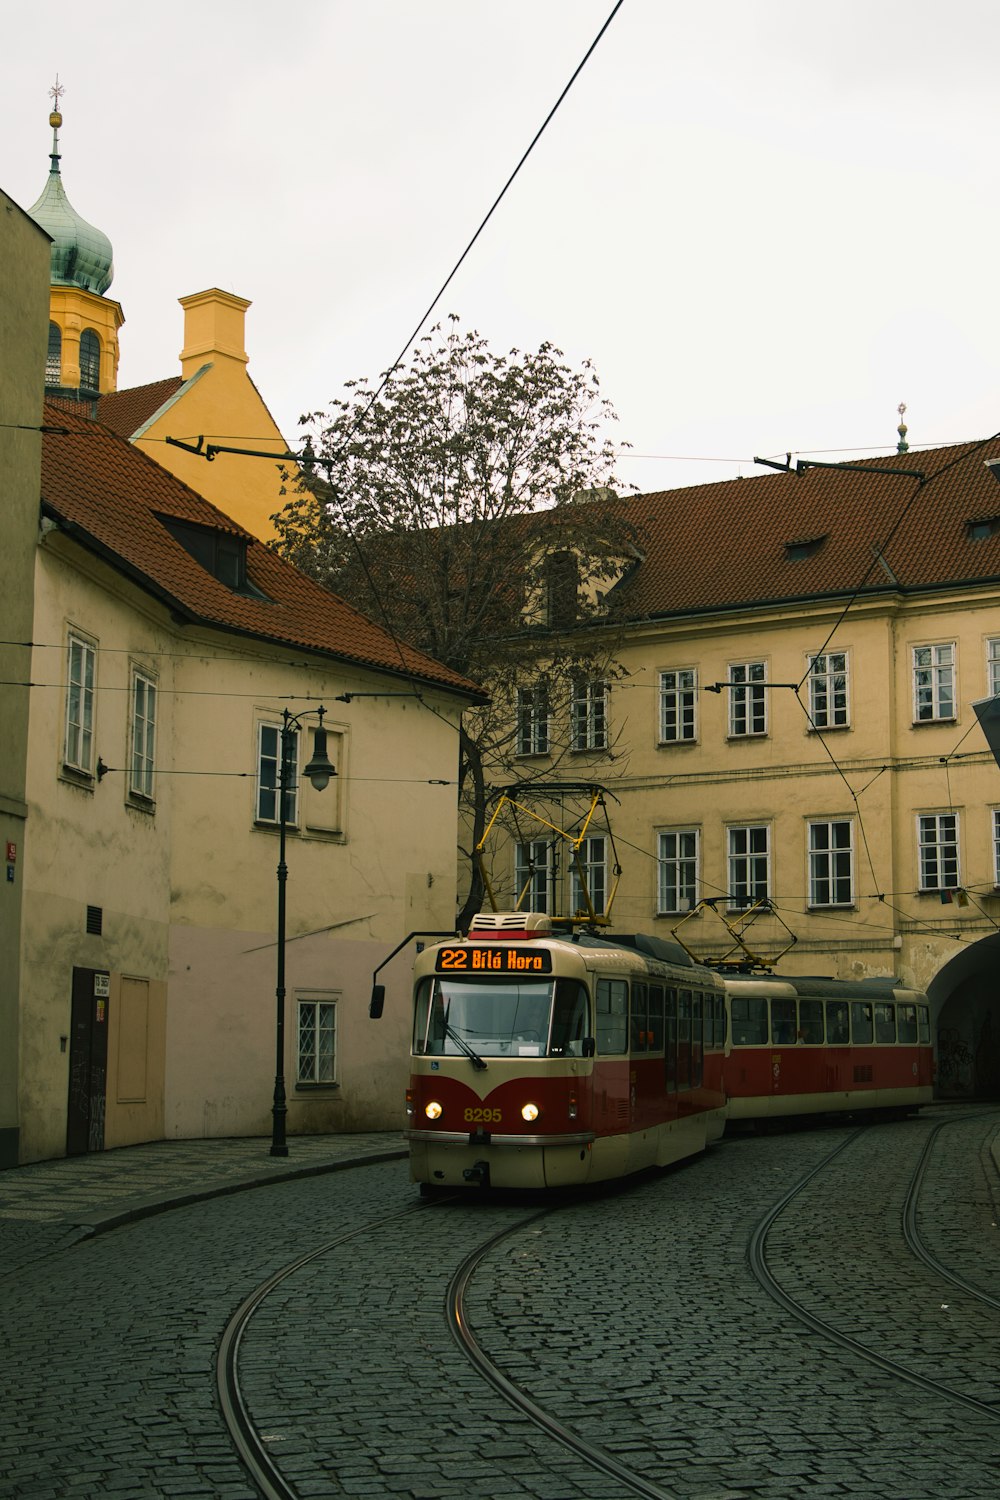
[631,981,648,1053]
[648,984,665,1051]
[851,1002,873,1045]
[716,994,728,1048]
[826,1001,849,1044]
[665,988,678,1088]
[799,1000,824,1045]
[917,1004,931,1045]
[678,989,692,1088]
[550,981,591,1056]
[691,993,704,1086]
[771,999,797,1045]
[897,1004,918,1043]
[731,996,768,1045]
[874,1003,896,1044]
[596,979,628,1054]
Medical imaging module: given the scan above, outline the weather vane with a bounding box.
[49,76,64,107]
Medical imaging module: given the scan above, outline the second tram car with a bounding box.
[406,912,728,1190]
[723,972,935,1120]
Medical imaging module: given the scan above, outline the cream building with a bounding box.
[484,450,1000,1100]
[0,188,50,1168]
[5,104,481,1166]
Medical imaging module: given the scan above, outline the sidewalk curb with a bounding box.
[71,1146,410,1237]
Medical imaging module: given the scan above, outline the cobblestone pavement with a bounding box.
[1,1110,998,1499]
[0,1132,407,1276]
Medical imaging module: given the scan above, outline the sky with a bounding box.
[5,0,1000,496]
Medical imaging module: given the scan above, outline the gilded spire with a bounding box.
[896,402,909,454]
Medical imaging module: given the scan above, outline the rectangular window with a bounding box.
[727,824,770,908]
[657,828,699,914]
[659,669,697,743]
[918,813,959,890]
[913,643,956,721]
[65,633,96,773]
[571,835,606,916]
[516,686,549,756]
[571,680,608,751]
[728,661,767,736]
[808,820,854,906]
[256,722,298,825]
[595,978,628,1054]
[297,995,337,1083]
[808,652,849,729]
[994,810,1000,887]
[129,670,157,800]
[988,639,1000,698]
[515,840,551,912]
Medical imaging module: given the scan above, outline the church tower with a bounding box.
[28,81,123,401]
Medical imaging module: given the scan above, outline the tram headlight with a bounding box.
[521,1102,539,1123]
[424,1101,443,1120]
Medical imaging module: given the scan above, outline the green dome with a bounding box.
[28,116,114,296]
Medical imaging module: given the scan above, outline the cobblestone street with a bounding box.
[1,1111,998,1499]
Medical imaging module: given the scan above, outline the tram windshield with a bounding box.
[413,977,591,1059]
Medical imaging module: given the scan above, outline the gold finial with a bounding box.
[896,401,908,454]
[48,75,63,129]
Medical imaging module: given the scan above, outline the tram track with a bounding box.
[216,1198,433,1500]
[218,1185,678,1500]
[747,1109,1000,1420]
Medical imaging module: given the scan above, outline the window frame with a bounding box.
[727,823,770,909]
[807,651,850,730]
[570,680,609,752]
[659,668,698,744]
[657,827,700,914]
[256,721,298,826]
[988,638,1000,699]
[917,812,959,891]
[728,660,767,737]
[807,819,854,907]
[993,809,1000,888]
[912,642,956,723]
[128,667,157,804]
[571,834,607,917]
[296,991,338,1086]
[64,630,97,777]
[516,685,550,757]
[515,839,552,913]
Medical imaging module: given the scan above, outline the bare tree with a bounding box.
[273,320,642,926]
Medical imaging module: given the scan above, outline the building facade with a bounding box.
[0,188,50,1168]
[482,453,1000,1100]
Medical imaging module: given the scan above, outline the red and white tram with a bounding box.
[406,912,728,1191]
[723,972,935,1121]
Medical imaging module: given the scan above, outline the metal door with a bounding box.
[66,967,110,1155]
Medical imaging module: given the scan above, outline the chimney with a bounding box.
[179,288,250,377]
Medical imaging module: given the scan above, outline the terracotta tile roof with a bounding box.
[40,400,483,699]
[620,438,1000,619]
[96,378,185,438]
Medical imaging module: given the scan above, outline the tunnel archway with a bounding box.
[927,932,1000,1100]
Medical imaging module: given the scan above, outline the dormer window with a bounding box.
[544,550,579,628]
[784,535,827,562]
[967,515,1000,542]
[160,515,265,596]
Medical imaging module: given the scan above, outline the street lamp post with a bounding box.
[271,705,336,1157]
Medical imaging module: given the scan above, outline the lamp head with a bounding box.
[303,721,336,791]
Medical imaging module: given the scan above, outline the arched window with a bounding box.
[79,329,101,394]
[46,322,62,386]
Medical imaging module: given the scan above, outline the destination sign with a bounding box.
[435,945,553,974]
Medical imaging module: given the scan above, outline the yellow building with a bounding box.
[484,451,1000,1100]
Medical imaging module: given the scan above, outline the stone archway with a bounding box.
[928,933,1000,1100]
